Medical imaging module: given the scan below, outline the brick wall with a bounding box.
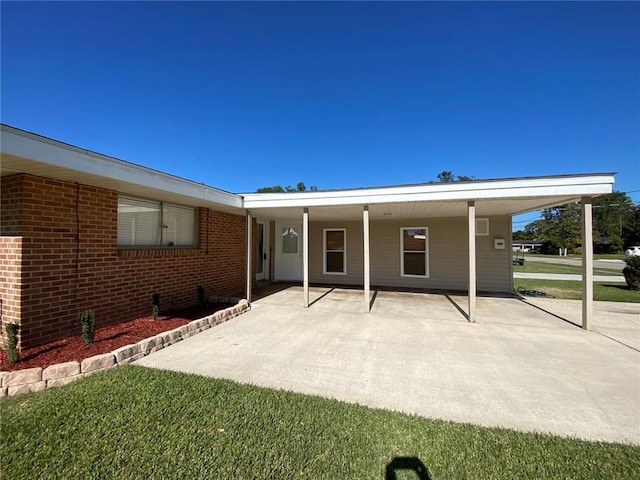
[1,174,249,349]
[0,237,22,346]
[1,175,24,346]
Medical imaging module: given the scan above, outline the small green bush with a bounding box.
[4,322,20,364]
[152,293,160,320]
[80,310,95,344]
[623,256,640,290]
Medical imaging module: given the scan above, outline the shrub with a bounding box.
[623,256,640,290]
[4,322,20,364]
[198,285,206,306]
[152,293,160,320]
[80,310,95,344]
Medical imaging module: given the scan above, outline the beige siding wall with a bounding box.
[306,216,511,293]
[475,216,512,292]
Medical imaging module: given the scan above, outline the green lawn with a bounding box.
[2,367,639,479]
[528,254,626,261]
[594,253,628,260]
[514,278,640,303]
[513,260,620,276]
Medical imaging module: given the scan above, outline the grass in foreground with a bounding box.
[513,261,620,276]
[514,278,640,303]
[2,367,638,479]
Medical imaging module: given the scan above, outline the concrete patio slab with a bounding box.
[522,297,640,351]
[134,287,640,445]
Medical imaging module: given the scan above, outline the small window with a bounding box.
[401,227,429,277]
[324,229,346,275]
[118,195,196,247]
[282,227,299,253]
[476,218,489,236]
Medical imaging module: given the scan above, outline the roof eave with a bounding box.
[0,124,244,211]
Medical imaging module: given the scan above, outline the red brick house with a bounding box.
[1,125,252,349]
[1,124,614,349]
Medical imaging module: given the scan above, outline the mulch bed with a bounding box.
[1,303,232,372]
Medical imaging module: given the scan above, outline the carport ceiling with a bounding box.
[248,196,583,221]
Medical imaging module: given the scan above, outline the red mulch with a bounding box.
[1,303,232,372]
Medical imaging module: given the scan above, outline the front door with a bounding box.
[275,222,303,281]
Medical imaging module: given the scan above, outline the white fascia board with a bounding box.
[1,126,243,209]
[243,174,615,209]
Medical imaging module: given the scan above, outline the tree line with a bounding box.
[255,171,474,193]
[513,191,640,253]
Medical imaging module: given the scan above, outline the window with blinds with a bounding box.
[117,195,196,247]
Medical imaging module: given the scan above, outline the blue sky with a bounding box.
[2,2,639,229]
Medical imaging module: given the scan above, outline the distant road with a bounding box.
[523,256,625,272]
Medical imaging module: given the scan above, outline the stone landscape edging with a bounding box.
[0,298,250,398]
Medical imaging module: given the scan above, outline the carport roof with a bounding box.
[243,173,615,220]
[1,123,614,220]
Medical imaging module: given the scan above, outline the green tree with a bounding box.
[256,182,317,193]
[522,192,640,254]
[256,185,285,193]
[437,171,455,183]
[538,202,582,253]
[512,230,536,241]
[592,192,637,252]
[434,171,476,183]
[456,175,476,182]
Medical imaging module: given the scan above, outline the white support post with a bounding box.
[363,205,371,313]
[303,208,309,308]
[246,210,252,303]
[582,197,593,330]
[468,201,476,322]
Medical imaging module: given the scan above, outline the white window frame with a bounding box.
[118,195,197,248]
[323,228,347,275]
[476,218,489,236]
[400,227,429,278]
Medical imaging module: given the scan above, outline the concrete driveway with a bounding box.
[134,286,640,445]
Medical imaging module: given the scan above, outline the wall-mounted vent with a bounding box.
[476,218,489,236]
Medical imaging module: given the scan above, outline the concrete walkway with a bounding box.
[514,272,626,282]
[134,287,640,445]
